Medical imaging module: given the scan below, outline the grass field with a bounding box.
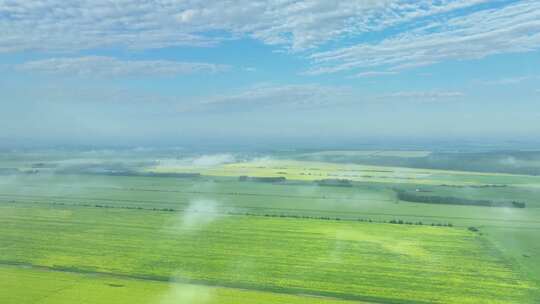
[1,151,539,303]
[149,159,540,186]
[1,203,536,303]
[1,265,369,304]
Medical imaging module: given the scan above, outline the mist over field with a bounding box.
[2,147,540,303]
[2,1,540,303]
[160,282,214,304]
[178,199,222,230]
[156,154,237,168]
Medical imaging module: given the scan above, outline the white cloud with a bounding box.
[0,0,491,53]
[0,1,218,52]
[380,90,464,102]
[178,83,353,112]
[7,83,177,104]
[243,67,257,72]
[308,1,540,75]
[353,71,398,78]
[177,86,467,113]
[177,199,221,230]
[4,0,539,78]
[191,154,236,167]
[15,56,229,77]
[180,85,466,112]
[476,75,539,85]
[18,82,464,110]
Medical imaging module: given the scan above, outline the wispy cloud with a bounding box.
[379,90,465,102]
[475,75,539,85]
[5,83,179,105]
[0,0,491,53]
[3,1,537,78]
[352,71,398,78]
[243,67,257,72]
[178,85,465,113]
[15,56,229,77]
[178,83,353,112]
[307,1,540,75]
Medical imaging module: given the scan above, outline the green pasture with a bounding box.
[0,202,536,304]
[1,151,540,303]
[1,265,368,304]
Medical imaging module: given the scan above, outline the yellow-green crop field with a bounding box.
[1,151,540,303]
[1,202,537,303]
[1,265,371,304]
[149,159,540,186]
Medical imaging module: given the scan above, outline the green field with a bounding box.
[1,150,539,303]
[1,266,368,304]
[1,203,535,303]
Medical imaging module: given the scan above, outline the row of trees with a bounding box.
[51,201,177,212]
[239,176,286,183]
[389,219,453,227]
[236,211,454,227]
[45,201,457,228]
[395,190,526,208]
[316,179,353,187]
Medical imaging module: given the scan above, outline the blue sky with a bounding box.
[1,0,539,147]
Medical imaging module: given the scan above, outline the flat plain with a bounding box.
[1,150,539,303]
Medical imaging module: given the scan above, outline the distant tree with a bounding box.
[511,201,526,208]
[468,226,479,232]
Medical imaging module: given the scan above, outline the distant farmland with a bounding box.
[1,203,534,303]
[1,150,539,303]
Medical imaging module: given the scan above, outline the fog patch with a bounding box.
[0,174,21,186]
[176,199,221,230]
[295,184,321,197]
[329,239,345,263]
[499,156,519,166]
[0,172,77,196]
[187,179,218,193]
[159,283,214,304]
[155,154,237,169]
[192,154,235,167]
[250,156,274,163]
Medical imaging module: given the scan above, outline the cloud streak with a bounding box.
[16,56,229,77]
[178,83,353,112]
[475,75,540,86]
[380,90,465,102]
[176,85,466,113]
[308,0,540,75]
[352,71,398,78]
[178,199,221,231]
[0,0,491,53]
[3,0,537,77]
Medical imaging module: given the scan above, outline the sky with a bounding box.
[1,0,539,148]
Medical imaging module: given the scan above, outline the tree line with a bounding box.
[395,190,526,208]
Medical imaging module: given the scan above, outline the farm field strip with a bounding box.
[3,171,539,210]
[1,261,372,301]
[0,188,540,224]
[6,180,539,208]
[2,192,540,228]
[0,203,536,304]
[148,160,540,185]
[0,265,371,304]
[0,186,396,202]
[3,155,540,303]
[293,150,433,158]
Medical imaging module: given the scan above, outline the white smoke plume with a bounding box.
[177,199,221,230]
[159,283,214,304]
